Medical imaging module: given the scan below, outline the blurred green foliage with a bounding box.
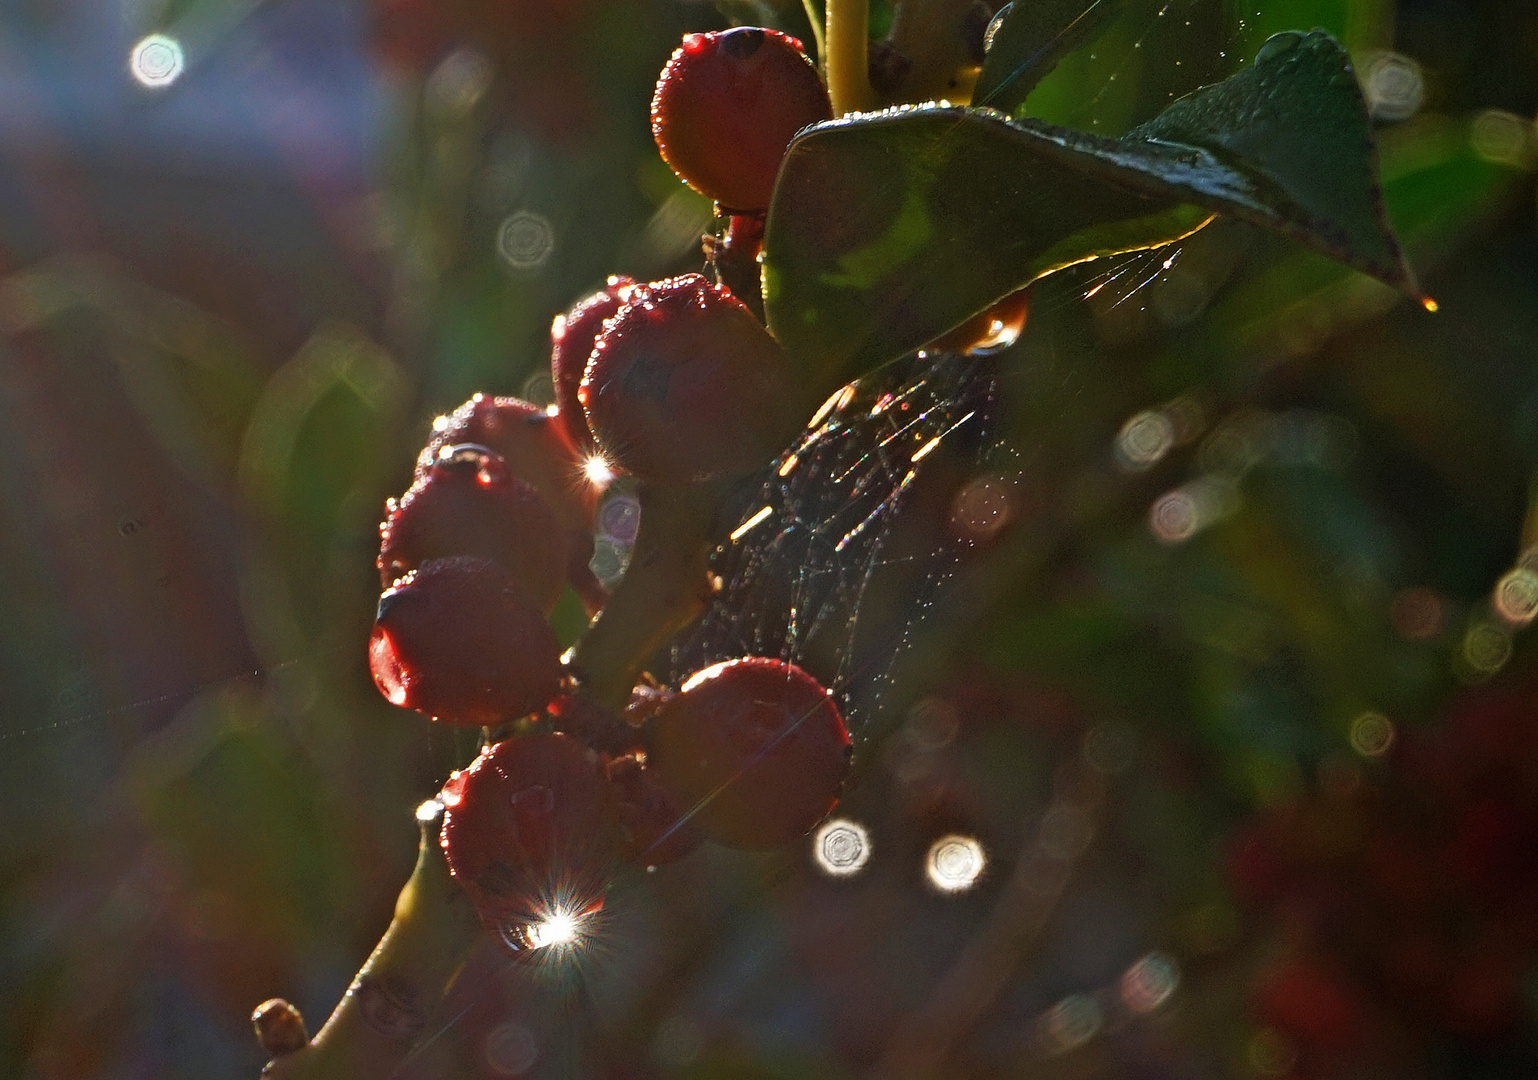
[1,0,1537,1077]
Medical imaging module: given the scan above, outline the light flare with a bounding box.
[583,455,616,488]
[525,911,581,949]
[730,505,774,542]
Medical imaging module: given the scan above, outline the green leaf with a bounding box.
[763,30,1418,392]
[763,106,1207,395]
[974,0,1129,116]
[1128,31,1413,292]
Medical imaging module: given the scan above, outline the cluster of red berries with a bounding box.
[367,27,855,946]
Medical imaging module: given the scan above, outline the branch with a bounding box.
[257,801,480,1079]
[825,0,875,115]
[566,481,720,710]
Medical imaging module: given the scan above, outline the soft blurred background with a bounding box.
[2,0,1538,1077]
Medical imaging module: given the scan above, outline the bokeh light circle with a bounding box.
[926,834,985,891]
[130,34,184,88]
[813,818,871,877]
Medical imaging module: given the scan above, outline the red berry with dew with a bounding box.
[378,443,570,611]
[652,27,832,211]
[368,556,562,727]
[550,276,638,453]
[647,657,851,849]
[580,274,801,485]
[440,732,620,945]
[419,395,604,533]
[607,753,702,868]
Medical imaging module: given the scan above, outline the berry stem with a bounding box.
[825,0,875,115]
[257,801,480,1079]
[567,481,720,710]
[708,214,767,323]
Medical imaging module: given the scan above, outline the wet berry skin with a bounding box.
[368,556,561,726]
[440,732,620,932]
[378,444,570,611]
[647,657,852,849]
[607,753,702,868]
[418,395,600,534]
[652,27,832,211]
[550,276,637,453]
[547,691,645,757]
[580,274,801,485]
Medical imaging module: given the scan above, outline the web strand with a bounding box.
[667,350,1004,741]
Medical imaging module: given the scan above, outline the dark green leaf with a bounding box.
[974,0,1129,116]
[763,107,1207,396]
[763,31,1418,392]
[1128,30,1413,293]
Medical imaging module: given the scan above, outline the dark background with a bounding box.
[3,0,1538,1077]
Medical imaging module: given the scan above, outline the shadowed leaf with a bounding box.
[763,31,1418,393]
[974,0,1129,116]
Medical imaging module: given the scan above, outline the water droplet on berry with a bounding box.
[434,442,508,486]
[368,626,410,706]
[497,906,590,953]
[583,455,617,488]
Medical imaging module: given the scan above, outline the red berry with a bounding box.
[547,691,645,757]
[368,557,561,726]
[418,395,601,534]
[607,753,702,868]
[647,657,851,849]
[440,733,619,938]
[580,274,801,485]
[550,277,638,453]
[378,444,570,611]
[651,27,832,211]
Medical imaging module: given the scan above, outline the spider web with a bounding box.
[658,0,1269,741]
[665,348,1008,743]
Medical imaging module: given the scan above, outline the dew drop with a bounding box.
[1255,31,1304,64]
